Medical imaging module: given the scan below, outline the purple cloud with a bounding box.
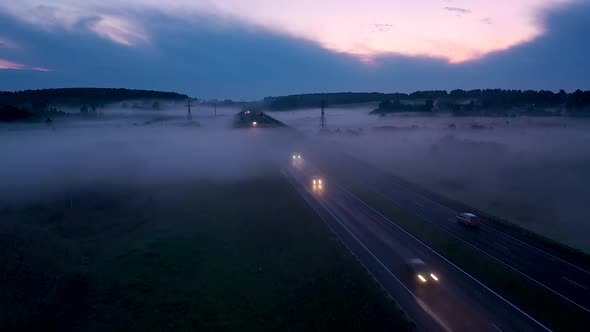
[444,7,472,14]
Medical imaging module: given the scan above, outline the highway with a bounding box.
[321,153,590,314]
[238,110,590,329]
[285,158,548,332]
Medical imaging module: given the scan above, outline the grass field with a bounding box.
[0,173,409,331]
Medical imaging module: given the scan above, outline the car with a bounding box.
[292,152,302,160]
[455,212,481,227]
[405,258,439,285]
[312,176,323,190]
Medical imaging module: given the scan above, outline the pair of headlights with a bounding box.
[417,273,439,283]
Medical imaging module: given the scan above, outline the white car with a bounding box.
[456,212,481,227]
[405,258,439,285]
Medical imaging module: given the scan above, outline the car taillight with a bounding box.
[467,220,472,223]
[477,220,481,223]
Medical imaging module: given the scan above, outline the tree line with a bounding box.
[263,90,590,115]
[0,88,189,121]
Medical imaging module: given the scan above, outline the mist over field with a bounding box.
[0,105,289,204]
[3,103,589,251]
[272,106,590,252]
[0,104,412,331]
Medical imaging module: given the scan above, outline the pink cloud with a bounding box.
[87,15,150,46]
[0,58,49,71]
[0,0,576,62]
[198,0,574,64]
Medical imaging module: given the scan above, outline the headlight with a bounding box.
[418,274,427,283]
[430,273,439,281]
[318,180,322,185]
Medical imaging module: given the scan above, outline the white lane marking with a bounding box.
[414,200,425,208]
[563,277,588,290]
[491,323,504,332]
[376,190,590,314]
[284,170,453,332]
[481,223,590,276]
[495,242,509,251]
[415,298,453,332]
[335,183,553,332]
[386,186,590,276]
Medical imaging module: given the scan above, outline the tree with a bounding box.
[0,104,32,121]
[424,99,434,112]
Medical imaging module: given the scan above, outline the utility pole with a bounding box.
[320,100,327,129]
[186,99,192,120]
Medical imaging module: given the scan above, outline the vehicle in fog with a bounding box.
[456,213,481,228]
[292,152,302,160]
[405,258,439,285]
[312,176,323,190]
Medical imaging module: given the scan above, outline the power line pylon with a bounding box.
[320,100,327,129]
[186,99,192,120]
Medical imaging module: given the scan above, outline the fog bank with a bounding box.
[273,106,590,252]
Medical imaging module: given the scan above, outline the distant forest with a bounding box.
[264,90,590,116]
[0,88,189,121]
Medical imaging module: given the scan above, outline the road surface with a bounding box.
[320,153,590,315]
[285,159,548,332]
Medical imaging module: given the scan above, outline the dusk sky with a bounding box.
[0,0,589,99]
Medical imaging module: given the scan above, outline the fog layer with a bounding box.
[272,107,590,252]
[0,106,289,204]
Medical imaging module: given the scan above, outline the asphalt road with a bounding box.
[322,153,590,315]
[239,111,589,329]
[285,159,548,332]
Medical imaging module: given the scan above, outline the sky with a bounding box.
[0,0,588,99]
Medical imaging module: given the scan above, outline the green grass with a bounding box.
[316,161,590,331]
[0,174,410,331]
